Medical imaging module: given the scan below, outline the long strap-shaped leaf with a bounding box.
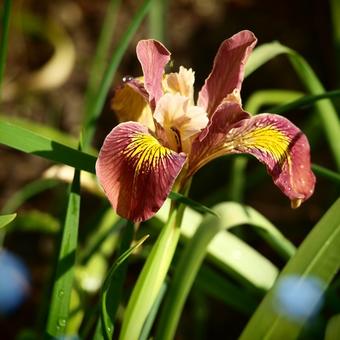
[46,168,81,337]
[98,233,149,340]
[0,120,96,173]
[155,201,295,340]
[82,0,153,149]
[1,119,340,190]
[239,196,340,340]
[245,42,340,170]
[0,0,12,97]
[0,213,16,230]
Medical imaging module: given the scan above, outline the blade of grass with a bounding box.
[325,314,340,340]
[83,0,153,149]
[226,156,248,202]
[169,192,218,216]
[0,120,96,173]
[84,0,122,110]
[155,201,278,290]
[312,164,340,184]
[79,215,124,265]
[155,201,291,340]
[9,210,59,233]
[94,220,136,339]
[270,89,340,114]
[0,213,16,246]
[245,89,303,114]
[330,0,340,85]
[0,0,12,98]
[0,114,80,148]
[46,168,81,338]
[195,265,259,316]
[1,178,60,214]
[245,41,340,170]
[239,196,340,340]
[139,282,168,340]
[119,198,186,340]
[148,0,167,41]
[99,232,149,340]
[0,213,16,230]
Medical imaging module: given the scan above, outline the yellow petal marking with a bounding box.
[236,125,291,165]
[123,133,172,174]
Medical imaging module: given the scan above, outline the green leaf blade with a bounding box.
[0,120,96,173]
[0,213,16,229]
[46,169,81,337]
[240,196,340,340]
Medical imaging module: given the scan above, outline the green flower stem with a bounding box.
[119,190,188,340]
[155,213,222,340]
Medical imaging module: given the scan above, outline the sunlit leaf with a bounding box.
[325,314,340,340]
[0,120,96,173]
[46,169,81,337]
[101,233,149,339]
[0,213,16,229]
[240,196,340,340]
[245,41,340,170]
[156,202,282,340]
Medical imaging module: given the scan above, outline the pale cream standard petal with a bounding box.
[165,66,195,103]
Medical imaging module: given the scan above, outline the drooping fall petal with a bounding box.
[96,122,186,222]
[136,40,171,109]
[227,114,315,206]
[197,30,257,116]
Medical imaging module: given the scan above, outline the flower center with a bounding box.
[153,93,209,153]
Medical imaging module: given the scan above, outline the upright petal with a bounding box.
[96,122,186,222]
[112,79,154,131]
[226,114,315,206]
[197,30,257,115]
[165,66,195,103]
[136,40,171,109]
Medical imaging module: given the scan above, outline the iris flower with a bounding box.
[96,30,315,222]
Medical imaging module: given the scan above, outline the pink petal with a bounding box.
[197,30,257,116]
[96,122,186,222]
[227,114,315,205]
[136,40,171,110]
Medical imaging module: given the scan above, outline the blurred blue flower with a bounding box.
[0,249,30,315]
[273,275,324,321]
